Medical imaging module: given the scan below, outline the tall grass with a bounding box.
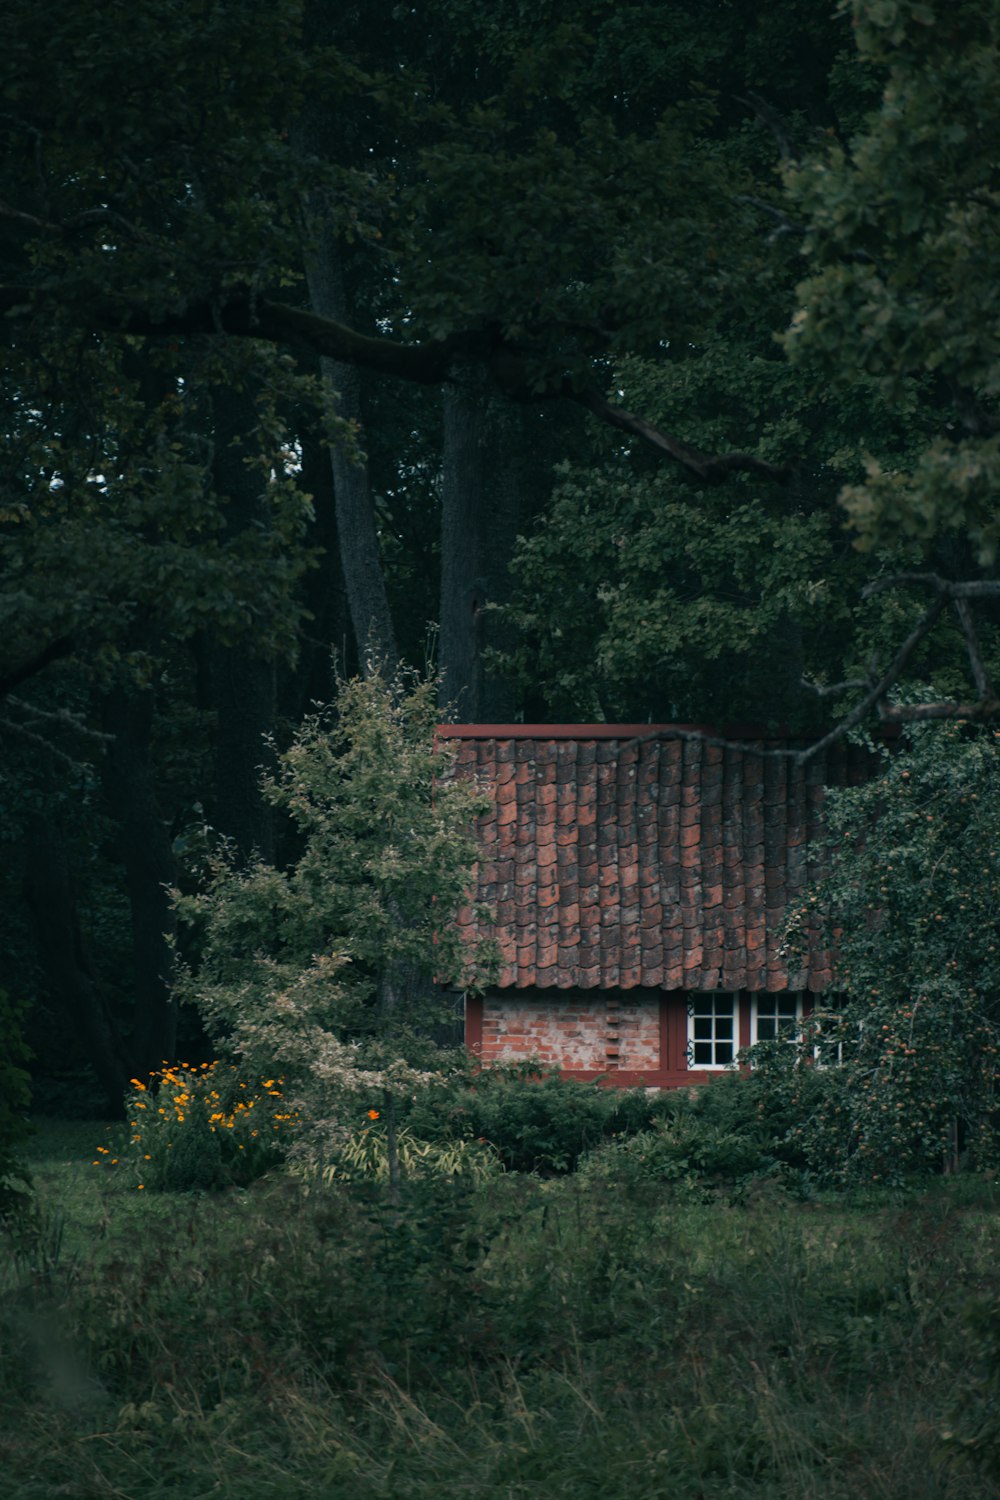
[1,1121,998,1497]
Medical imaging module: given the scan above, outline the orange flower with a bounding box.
[367,1109,380,1120]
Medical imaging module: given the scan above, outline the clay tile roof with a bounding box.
[442,724,867,992]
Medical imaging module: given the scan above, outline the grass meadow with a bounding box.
[3,1117,1000,1498]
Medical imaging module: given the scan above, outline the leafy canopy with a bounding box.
[172,668,497,1135]
[781,721,1000,1182]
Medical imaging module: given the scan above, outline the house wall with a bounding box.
[478,990,661,1071]
[465,987,812,1088]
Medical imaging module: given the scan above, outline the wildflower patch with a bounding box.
[94,1061,301,1191]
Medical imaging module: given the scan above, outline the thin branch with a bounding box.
[569,386,791,486]
[801,675,869,699]
[0,636,75,700]
[0,713,90,772]
[878,699,1000,724]
[734,194,806,238]
[736,92,795,162]
[953,596,996,700]
[6,694,112,743]
[862,571,1000,602]
[621,595,948,766]
[792,595,948,762]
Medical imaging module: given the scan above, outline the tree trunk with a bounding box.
[301,218,399,676]
[100,684,178,1076]
[23,813,128,1113]
[209,386,277,862]
[440,361,524,721]
[279,422,351,721]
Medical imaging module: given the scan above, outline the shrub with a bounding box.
[579,1111,775,1193]
[314,1114,502,1184]
[418,1068,666,1175]
[94,1061,300,1191]
[0,989,32,1213]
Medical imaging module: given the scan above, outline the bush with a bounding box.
[407,1067,667,1175]
[580,1111,776,1194]
[314,1114,502,1184]
[93,1061,300,1192]
[0,989,32,1213]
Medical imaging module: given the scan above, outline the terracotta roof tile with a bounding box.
[448,726,866,992]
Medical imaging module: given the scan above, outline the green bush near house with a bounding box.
[406,1065,671,1174]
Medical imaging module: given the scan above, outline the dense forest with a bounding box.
[1,0,998,1106]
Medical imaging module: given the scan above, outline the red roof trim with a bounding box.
[439,723,793,742]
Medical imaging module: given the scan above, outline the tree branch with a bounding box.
[1,282,795,484]
[877,698,1000,724]
[569,386,791,485]
[862,571,1000,602]
[953,595,996,701]
[0,636,75,700]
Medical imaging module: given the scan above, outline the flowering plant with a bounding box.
[94,1061,300,1191]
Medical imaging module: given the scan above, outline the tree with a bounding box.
[784,0,1000,728]
[171,667,497,1186]
[779,720,1000,1182]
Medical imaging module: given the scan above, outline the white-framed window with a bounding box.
[687,993,738,1070]
[751,993,803,1046]
[809,1004,847,1067]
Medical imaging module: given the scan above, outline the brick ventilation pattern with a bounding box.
[449,731,867,993]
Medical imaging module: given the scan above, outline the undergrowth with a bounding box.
[2,1120,999,1498]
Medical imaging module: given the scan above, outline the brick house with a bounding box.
[444,724,868,1088]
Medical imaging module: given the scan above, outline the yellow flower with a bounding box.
[137,1184,145,1191]
[130,1079,147,1091]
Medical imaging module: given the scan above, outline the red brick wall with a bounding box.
[480,989,661,1071]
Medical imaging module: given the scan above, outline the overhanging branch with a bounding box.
[1,282,793,484]
[570,386,791,485]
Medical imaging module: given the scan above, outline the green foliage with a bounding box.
[4,1142,999,1498]
[316,1117,501,1185]
[580,1113,770,1193]
[173,667,497,1145]
[779,722,1000,1183]
[409,1067,665,1175]
[786,0,1000,564]
[93,1062,298,1193]
[943,1291,1000,1484]
[0,989,32,1211]
[578,1063,829,1195]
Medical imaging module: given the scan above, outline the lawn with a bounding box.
[2,1119,999,1498]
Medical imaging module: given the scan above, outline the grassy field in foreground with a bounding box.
[2,1119,1000,1498]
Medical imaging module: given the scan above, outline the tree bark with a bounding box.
[100,684,178,1076]
[301,219,399,676]
[440,361,524,721]
[23,813,128,1113]
[209,386,277,863]
[279,423,351,721]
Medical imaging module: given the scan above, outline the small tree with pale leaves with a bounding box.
[172,667,497,1187]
